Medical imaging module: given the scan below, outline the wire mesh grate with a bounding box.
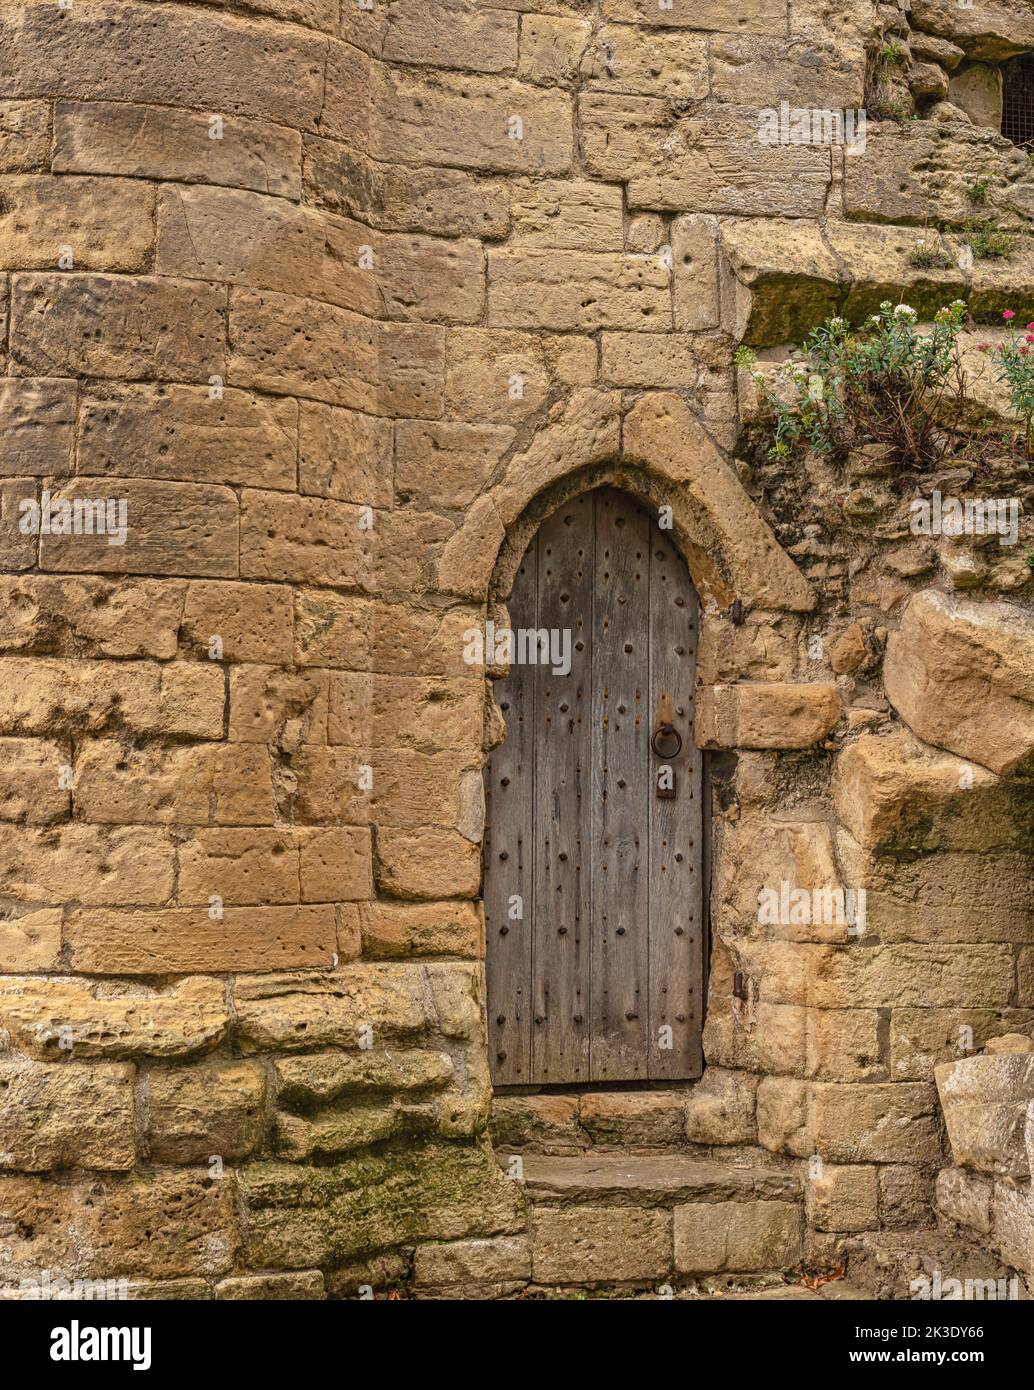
[1002,54,1034,150]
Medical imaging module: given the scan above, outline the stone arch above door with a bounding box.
[435,390,816,615]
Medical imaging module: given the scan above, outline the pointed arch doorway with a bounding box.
[484,488,705,1088]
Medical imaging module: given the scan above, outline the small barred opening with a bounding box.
[1002,53,1034,150]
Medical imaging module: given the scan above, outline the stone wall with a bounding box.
[0,0,1033,1297]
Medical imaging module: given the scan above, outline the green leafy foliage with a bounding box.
[739,300,968,469]
[978,312,1034,457]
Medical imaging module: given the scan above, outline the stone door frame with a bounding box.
[440,391,817,1098]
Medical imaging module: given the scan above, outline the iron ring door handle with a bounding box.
[651,723,682,759]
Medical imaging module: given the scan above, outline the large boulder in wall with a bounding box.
[884,589,1034,775]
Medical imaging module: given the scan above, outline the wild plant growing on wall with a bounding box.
[738,300,968,470]
[978,311,1034,457]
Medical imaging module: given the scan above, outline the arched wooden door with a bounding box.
[484,489,704,1086]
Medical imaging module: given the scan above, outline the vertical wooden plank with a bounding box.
[648,520,704,1080]
[589,490,650,1081]
[484,537,537,1086]
[531,496,592,1084]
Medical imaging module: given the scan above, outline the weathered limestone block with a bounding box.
[371,68,573,175]
[489,1095,588,1153]
[0,1170,237,1282]
[0,575,184,660]
[600,331,709,389]
[879,1164,934,1229]
[74,741,274,826]
[601,0,787,34]
[580,98,832,216]
[383,0,519,73]
[229,665,328,745]
[0,175,154,273]
[229,291,445,417]
[987,1034,1034,1054]
[697,611,800,685]
[216,1272,325,1300]
[715,817,851,943]
[11,275,226,383]
[825,222,965,322]
[55,101,302,199]
[0,824,175,908]
[672,214,721,332]
[911,0,1034,60]
[579,1091,688,1147]
[816,944,1014,1010]
[684,1067,758,1144]
[297,403,391,510]
[38,477,238,579]
[292,748,472,828]
[66,904,338,975]
[376,827,480,900]
[992,1180,1034,1273]
[0,738,68,823]
[935,1054,1034,1176]
[275,1099,405,1160]
[0,1059,135,1171]
[838,834,1034,945]
[0,478,34,571]
[756,1076,811,1155]
[698,683,838,749]
[158,185,486,325]
[719,218,839,346]
[711,34,864,107]
[810,1082,941,1164]
[0,657,223,740]
[580,25,708,99]
[414,1235,531,1288]
[238,490,372,589]
[832,730,1030,853]
[0,378,75,477]
[327,674,483,752]
[79,385,297,491]
[487,249,671,331]
[275,1050,453,1108]
[885,590,1034,776]
[891,1009,1034,1082]
[0,100,49,171]
[674,1200,801,1273]
[393,420,512,513]
[508,178,624,252]
[241,1141,524,1267]
[444,326,595,424]
[806,1009,883,1083]
[178,829,300,907]
[531,1205,671,1283]
[0,1,326,126]
[518,14,591,85]
[910,60,951,102]
[147,1060,266,1164]
[234,964,432,1053]
[805,1164,879,1232]
[303,142,510,239]
[949,63,1004,127]
[936,1165,994,1235]
[0,908,60,972]
[359,901,483,959]
[0,976,229,1061]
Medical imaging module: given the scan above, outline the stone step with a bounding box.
[508,1153,802,1207]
